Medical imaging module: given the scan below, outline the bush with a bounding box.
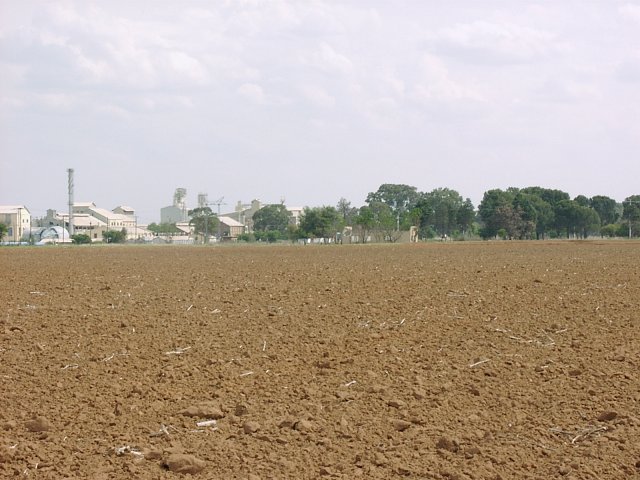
[237,233,255,242]
[103,229,127,243]
[254,231,282,243]
[600,224,618,238]
[71,233,92,244]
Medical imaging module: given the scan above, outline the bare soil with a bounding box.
[1,242,639,479]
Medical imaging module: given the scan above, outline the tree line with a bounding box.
[283,185,640,242]
[145,184,640,243]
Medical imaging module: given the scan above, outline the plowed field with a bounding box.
[1,242,639,479]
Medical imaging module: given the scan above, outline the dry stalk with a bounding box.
[149,424,180,437]
[165,346,191,355]
[469,359,490,368]
[571,426,607,444]
[102,352,129,362]
[550,425,607,444]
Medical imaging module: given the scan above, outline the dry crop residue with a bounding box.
[1,242,639,479]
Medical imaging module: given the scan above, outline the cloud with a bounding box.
[619,3,640,23]
[616,57,640,83]
[412,54,484,102]
[302,42,354,75]
[534,78,600,103]
[237,82,265,103]
[299,84,335,108]
[432,20,560,64]
[363,97,402,130]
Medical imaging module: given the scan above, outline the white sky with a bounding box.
[1,0,639,223]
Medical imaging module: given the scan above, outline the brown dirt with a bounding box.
[1,242,639,479]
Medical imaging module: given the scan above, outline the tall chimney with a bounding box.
[68,168,74,236]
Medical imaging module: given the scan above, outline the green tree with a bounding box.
[355,206,375,243]
[589,196,618,226]
[368,201,399,242]
[554,200,600,238]
[492,205,523,239]
[412,188,468,237]
[576,207,601,238]
[478,189,516,239]
[299,206,342,242]
[520,187,570,207]
[71,233,91,244]
[366,184,419,229]
[456,198,476,236]
[286,225,302,243]
[252,204,291,236]
[574,195,589,207]
[622,195,640,238]
[188,207,218,243]
[430,188,464,236]
[0,222,7,241]
[336,198,358,225]
[412,196,435,238]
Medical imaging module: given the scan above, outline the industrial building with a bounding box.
[37,203,152,242]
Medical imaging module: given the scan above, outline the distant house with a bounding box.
[218,216,244,240]
[0,205,31,242]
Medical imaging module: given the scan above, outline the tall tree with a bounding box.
[0,222,7,241]
[576,207,601,239]
[299,206,342,242]
[492,205,523,239]
[366,184,419,229]
[456,199,476,236]
[369,201,399,242]
[355,206,375,243]
[478,189,516,239]
[622,195,640,237]
[252,204,291,235]
[430,188,465,236]
[554,200,589,238]
[589,195,618,226]
[336,198,355,224]
[574,195,589,207]
[520,187,570,207]
[188,207,218,243]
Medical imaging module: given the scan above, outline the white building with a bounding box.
[0,205,31,242]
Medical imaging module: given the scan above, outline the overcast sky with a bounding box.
[1,1,639,223]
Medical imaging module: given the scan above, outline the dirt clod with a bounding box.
[163,453,206,474]
[25,416,52,432]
